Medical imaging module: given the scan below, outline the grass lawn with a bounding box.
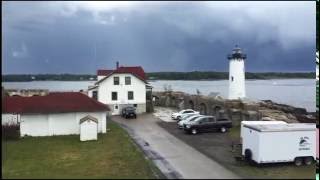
[2,121,163,179]
[227,126,316,179]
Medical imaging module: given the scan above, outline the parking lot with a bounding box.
[112,113,239,179]
[157,108,316,179]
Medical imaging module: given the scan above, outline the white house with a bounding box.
[228,45,246,100]
[88,62,150,115]
[2,92,110,137]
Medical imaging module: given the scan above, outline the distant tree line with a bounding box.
[147,72,315,80]
[2,74,97,82]
[2,72,315,82]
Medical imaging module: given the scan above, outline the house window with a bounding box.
[92,91,98,100]
[125,76,131,85]
[133,104,137,108]
[113,76,119,85]
[128,91,134,100]
[112,92,118,101]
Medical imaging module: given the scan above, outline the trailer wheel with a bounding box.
[304,157,314,165]
[294,157,303,166]
[244,149,252,162]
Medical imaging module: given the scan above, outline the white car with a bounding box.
[171,109,200,120]
[178,114,203,129]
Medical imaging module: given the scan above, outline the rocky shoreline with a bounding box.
[152,91,318,125]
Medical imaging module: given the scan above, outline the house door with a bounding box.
[113,104,120,115]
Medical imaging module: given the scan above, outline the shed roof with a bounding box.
[2,92,110,114]
[79,115,98,124]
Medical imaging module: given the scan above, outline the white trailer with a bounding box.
[240,121,287,143]
[242,123,316,166]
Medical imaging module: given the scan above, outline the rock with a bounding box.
[295,114,316,123]
[261,117,276,121]
[260,99,307,115]
[259,109,299,123]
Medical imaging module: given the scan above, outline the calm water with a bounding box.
[2,79,316,112]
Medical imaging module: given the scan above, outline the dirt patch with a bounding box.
[157,121,316,179]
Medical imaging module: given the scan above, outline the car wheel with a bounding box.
[304,157,313,165]
[191,129,198,135]
[177,116,181,120]
[294,157,303,166]
[220,127,227,133]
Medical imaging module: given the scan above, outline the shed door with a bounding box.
[80,120,97,141]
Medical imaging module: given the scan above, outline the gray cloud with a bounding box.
[2,1,316,74]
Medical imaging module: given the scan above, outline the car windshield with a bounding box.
[126,107,135,111]
[182,114,193,119]
[194,117,205,122]
[188,115,202,121]
[179,110,186,114]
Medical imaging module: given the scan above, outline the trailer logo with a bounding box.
[299,137,310,150]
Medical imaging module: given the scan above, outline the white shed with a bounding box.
[2,92,110,137]
[80,115,98,141]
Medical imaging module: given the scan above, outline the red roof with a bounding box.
[2,92,110,114]
[96,66,147,84]
[97,69,113,76]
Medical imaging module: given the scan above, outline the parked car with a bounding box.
[177,113,197,122]
[171,109,200,120]
[178,114,204,129]
[183,116,232,135]
[121,106,137,119]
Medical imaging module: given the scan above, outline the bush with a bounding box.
[2,124,20,140]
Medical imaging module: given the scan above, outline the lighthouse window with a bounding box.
[231,76,234,81]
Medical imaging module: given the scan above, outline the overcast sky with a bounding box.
[2,1,316,74]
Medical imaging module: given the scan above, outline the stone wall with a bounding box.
[152,91,317,125]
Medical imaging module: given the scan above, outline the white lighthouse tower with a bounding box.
[228,45,246,99]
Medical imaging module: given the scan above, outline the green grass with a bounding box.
[227,126,316,179]
[228,126,241,141]
[2,121,161,179]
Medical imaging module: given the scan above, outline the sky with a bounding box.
[2,1,316,74]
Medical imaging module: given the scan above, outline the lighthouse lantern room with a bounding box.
[228,45,246,100]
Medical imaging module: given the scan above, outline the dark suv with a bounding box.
[183,116,232,135]
[121,106,137,119]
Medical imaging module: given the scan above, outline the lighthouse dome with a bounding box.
[228,45,247,60]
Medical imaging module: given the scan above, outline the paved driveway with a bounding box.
[112,114,239,179]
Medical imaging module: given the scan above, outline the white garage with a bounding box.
[80,115,98,141]
[2,92,110,137]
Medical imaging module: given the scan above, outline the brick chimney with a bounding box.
[116,61,119,69]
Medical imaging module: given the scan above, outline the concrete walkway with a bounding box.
[112,114,239,179]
